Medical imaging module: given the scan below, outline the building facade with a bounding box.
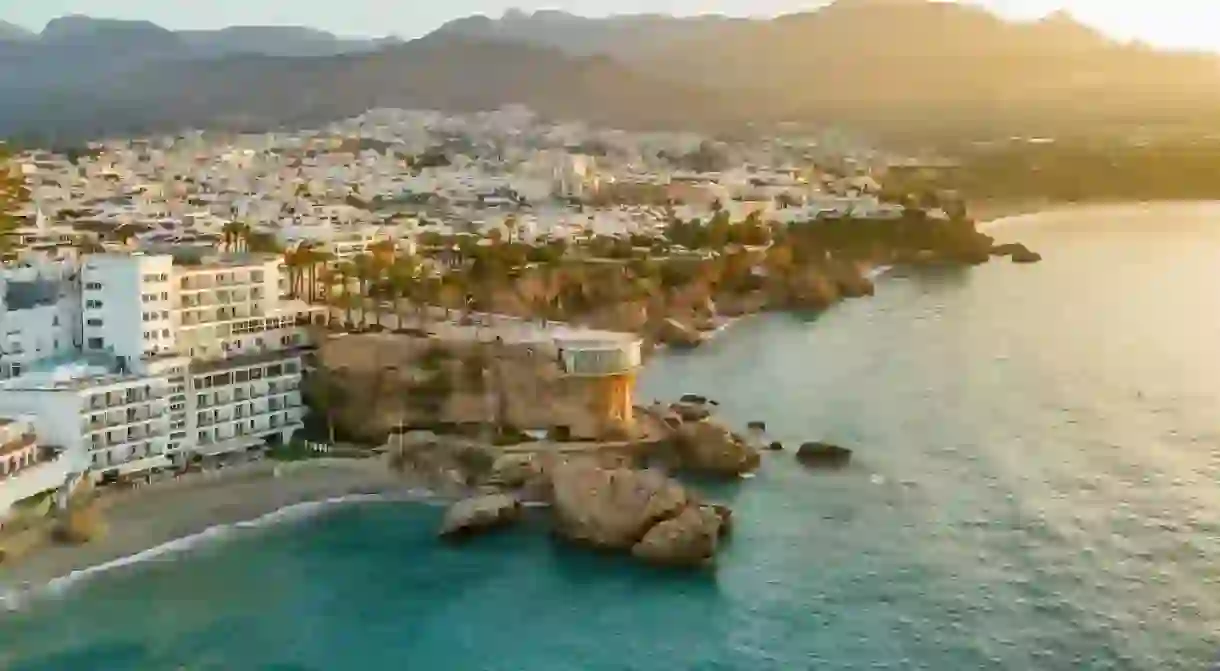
[0,252,325,483]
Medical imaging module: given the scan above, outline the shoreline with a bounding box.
[0,200,1131,605]
[1,458,432,604]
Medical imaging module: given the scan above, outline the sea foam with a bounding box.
[0,490,436,612]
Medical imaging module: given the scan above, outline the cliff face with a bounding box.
[315,334,632,443]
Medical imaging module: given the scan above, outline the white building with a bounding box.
[0,252,325,481]
[0,359,173,479]
[0,256,82,379]
[0,415,72,527]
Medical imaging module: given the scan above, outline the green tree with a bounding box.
[302,368,346,445]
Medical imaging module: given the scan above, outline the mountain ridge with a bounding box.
[3,3,1220,143]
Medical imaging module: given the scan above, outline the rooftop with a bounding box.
[173,252,279,271]
[0,354,152,392]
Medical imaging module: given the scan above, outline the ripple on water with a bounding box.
[7,205,1220,669]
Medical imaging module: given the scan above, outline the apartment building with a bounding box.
[0,251,324,481]
[0,358,173,481]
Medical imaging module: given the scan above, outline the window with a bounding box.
[161,292,169,300]
[85,282,103,290]
[86,300,103,309]
[162,329,170,338]
[87,319,102,327]
[87,338,104,350]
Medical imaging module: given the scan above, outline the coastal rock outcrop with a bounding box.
[992,242,1043,264]
[657,318,704,348]
[672,420,762,477]
[551,460,689,550]
[438,494,522,540]
[549,459,733,567]
[487,453,541,490]
[795,442,853,469]
[670,401,712,423]
[1010,248,1043,264]
[631,505,724,567]
[783,267,840,310]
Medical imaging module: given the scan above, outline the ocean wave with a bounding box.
[0,489,438,612]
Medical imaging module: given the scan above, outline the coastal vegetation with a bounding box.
[894,140,1220,203]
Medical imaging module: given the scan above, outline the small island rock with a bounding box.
[674,420,762,477]
[631,505,724,567]
[551,461,689,550]
[766,441,784,452]
[658,318,704,348]
[438,494,522,540]
[796,442,853,469]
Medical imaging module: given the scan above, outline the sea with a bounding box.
[3,203,1220,670]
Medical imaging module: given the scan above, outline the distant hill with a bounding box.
[179,25,396,57]
[432,9,743,59]
[4,3,1220,143]
[430,1,1220,139]
[0,21,36,41]
[0,35,739,141]
[0,15,391,98]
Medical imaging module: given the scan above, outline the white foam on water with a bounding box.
[0,489,443,611]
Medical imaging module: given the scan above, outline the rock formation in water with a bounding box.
[549,459,729,567]
[671,419,761,477]
[438,494,522,540]
[795,442,854,469]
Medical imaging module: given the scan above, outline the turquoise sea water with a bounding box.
[4,203,1220,669]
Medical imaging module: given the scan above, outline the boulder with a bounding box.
[550,460,689,550]
[673,420,762,477]
[795,442,853,469]
[438,494,521,540]
[990,243,1025,256]
[657,318,704,348]
[631,505,723,567]
[670,401,711,423]
[708,503,733,538]
[487,453,540,489]
[785,267,840,310]
[1010,248,1043,264]
[766,441,784,452]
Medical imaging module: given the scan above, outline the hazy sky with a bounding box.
[3,1,1216,51]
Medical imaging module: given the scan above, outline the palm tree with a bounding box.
[504,214,520,244]
[352,253,384,328]
[308,249,334,303]
[386,257,420,330]
[221,221,250,253]
[333,261,357,326]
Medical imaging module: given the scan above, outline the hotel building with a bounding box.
[0,251,325,483]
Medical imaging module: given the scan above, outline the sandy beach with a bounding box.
[0,458,425,592]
